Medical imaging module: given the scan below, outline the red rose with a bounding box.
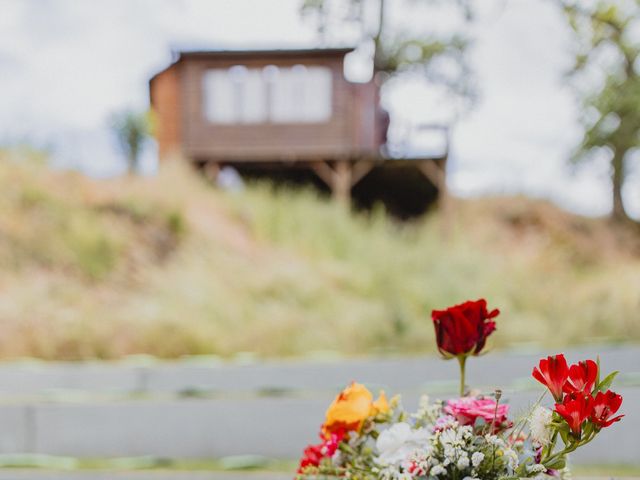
[555,393,592,437]
[532,354,569,402]
[590,390,624,429]
[431,299,499,358]
[563,359,598,395]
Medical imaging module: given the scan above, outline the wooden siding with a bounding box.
[178,54,378,161]
[150,64,182,160]
[150,49,383,163]
[350,81,379,152]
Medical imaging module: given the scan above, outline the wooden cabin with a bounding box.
[149,48,448,217]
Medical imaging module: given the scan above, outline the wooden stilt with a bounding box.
[332,160,351,204]
[309,160,354,205]
[418,159,451,237]
[439,158,453,238]
[350,160,375,187]
[310,161,335,188]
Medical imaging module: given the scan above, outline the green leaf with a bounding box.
[516,462,530,476]
[597,371,619,392]
[545,456,567,470]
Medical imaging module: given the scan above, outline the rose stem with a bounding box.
[457,355,467,397]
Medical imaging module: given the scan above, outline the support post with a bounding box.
[332,160,352,204]
[418,158,451,238]
[310,161,335,188]
[310,160,361,206]
[439,158,452,238]
[350,160,375,187]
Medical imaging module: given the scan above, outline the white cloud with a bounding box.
[0,0,637,217]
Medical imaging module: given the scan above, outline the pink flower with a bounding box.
[444,397,510,432]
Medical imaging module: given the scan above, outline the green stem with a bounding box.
[457,355,467,397]
[542,429,598,467]
[508,390,546,446]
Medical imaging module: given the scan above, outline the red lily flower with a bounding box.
[563,360,598,394]
[532,354,569,402]
[591,390,624,429]
[555,393,592,437]
[431,299,499,357]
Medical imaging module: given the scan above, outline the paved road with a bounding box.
[0,346,636,466]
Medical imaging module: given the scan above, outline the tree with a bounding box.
[111,110,154,174]
[300,0,475,105]
[560,0,640,223]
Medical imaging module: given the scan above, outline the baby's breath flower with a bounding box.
[526,464,547,474]
[529,406,553,446]
[431,465,446,476]
[457,454,470,470]
[471,451,484,467]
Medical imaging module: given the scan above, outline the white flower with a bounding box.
[377,466,398,480]
[502,447,519,471]
[440,426,466,446]
[483,433,504,447]
[529,406,553,446]
[457,454,470,470]
[471,452,485,467]
[527,464,547,474]
[413,395,443,423]
[375,422,430,467]
[431,465,446,476]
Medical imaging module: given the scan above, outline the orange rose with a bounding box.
[322,382,388,437]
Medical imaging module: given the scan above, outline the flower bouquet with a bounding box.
[296,299,624,480]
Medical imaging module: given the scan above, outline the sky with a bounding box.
[0,0,637,218]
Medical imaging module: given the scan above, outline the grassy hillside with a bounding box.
[1,150,639,360]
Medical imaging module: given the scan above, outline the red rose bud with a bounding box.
[532,354,569,402]
[563,359,598,394]
[590,390,624,429]
[431,299,499,358]
[297,443,324,473]
[555,393,592,437]
[297,431,344,473]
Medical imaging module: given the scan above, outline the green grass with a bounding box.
[0,149,638,359]
[217,182,640,354]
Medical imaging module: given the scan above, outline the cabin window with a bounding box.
[203,64,332,124]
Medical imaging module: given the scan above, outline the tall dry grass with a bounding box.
[0,151,638,359]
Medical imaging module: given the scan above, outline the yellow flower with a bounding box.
[322,382,388,436]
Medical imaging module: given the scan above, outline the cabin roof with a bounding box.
[149,47,355,84]
[176,47,355,60]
